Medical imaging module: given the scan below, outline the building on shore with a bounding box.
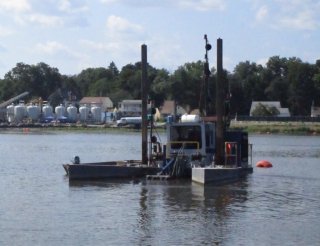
[79,97,113,112]
[159,100,187,120]
[311,102,320,117]
[117,99,151,117]
[250,101,290,117]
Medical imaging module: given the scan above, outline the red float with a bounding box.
[256,160,273,168]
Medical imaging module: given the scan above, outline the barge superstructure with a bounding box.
[63,36,253,184]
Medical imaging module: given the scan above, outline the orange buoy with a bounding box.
[256,160,273,168]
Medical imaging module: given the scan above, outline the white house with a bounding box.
[118,100,150,117]
[311,106,320,117]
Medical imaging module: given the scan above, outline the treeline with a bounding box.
[0,56,319,116]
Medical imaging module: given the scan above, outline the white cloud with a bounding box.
[106,15,143,33]
[58,0,71,11]
[256,57,268,67]
[279,10,318,30]
[100,0,225,11]
[147,36,184,70]
[256,5,268,21]
[35,41,87,61]
[177,0,225,11]
[58,0,89,13]
[33,40,90,75]
[79,38,142,70]
[0,0,31,13]
[80,39,121,52]
[26,14,64,27]
[0,26,14,37]
[251,0,320,31]
[100,0,118,4]
[0,44,7,53]
[35,41,67,55]
[104,15,146,63]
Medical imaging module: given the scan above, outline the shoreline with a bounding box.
[1,121,320,135]
[230,120,320,135]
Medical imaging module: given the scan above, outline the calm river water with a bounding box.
[0,129,320,246]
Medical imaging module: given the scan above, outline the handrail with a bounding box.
[224,141,238,166]
[224,142,253,168]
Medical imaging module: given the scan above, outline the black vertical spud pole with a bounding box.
[215,38,225,165]
[141,44,148,165]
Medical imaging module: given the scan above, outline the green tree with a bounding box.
[231,61,265,115]
[116,63,142,100]
[0,78,16,102]
[168,61,207,111]
[75,67,110,97]
[1,62,62,101]
[149,68,170,107]
[108,61,119,76]
[264,56,289,107]
[61,75,81,101]
[313,60,320,106]
[287,59,316,115]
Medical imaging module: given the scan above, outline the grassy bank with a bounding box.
[230,120,320,135]
[2,121,320,135]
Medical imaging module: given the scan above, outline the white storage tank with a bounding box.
[181,114,200,123]
[6,104,15,123]
[79,105,90,121]
[67,105,77,122]
[42,105,53,118]
[27,105,40,121]
[91,106,102,123]
[55,104,65,119]
[14,103,27,122]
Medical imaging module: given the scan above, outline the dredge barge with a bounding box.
[63,36,253,184]
[63,114,252,184]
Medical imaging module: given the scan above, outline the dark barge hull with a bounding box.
[63,160,160,180]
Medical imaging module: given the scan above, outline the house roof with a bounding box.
[278,108,290,116]
[250,101,281,114]
[251,101,281,109]
[250,101,291,116]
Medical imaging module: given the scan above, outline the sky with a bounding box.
[0,0,319,78]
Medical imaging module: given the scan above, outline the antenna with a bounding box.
[199,34,212,116]
[204,34,211,78]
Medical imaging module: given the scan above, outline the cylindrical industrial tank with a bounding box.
[181,114,200,123]
[6,104,15,123]
[91,106,101,123]
[14,103,27,122]
[27,105,41,121]
[42,105,53,118]
[79,105,90,121]
[55,104,65,119]
[67,105,77,122]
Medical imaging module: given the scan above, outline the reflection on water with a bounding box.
[0,131,320,245]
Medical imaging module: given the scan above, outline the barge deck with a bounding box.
[63,160,160,180]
